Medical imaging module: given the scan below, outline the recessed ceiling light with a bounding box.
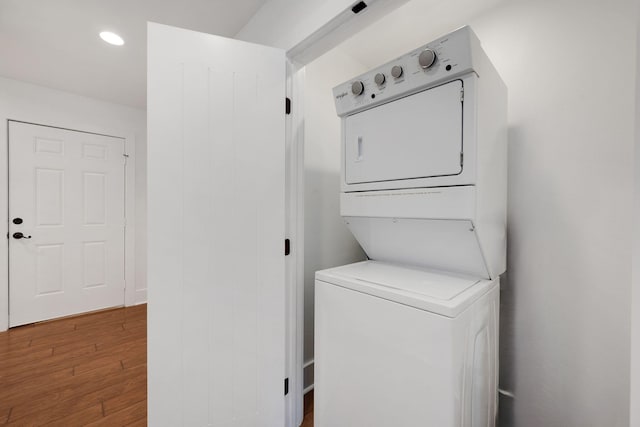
[99,31,124,46]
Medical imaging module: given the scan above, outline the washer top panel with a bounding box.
[315,260,497,317]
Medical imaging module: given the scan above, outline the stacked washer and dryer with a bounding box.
[314,26,507,426]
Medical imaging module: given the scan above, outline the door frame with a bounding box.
[284,59,306,427]
[282,2,411,425]
[631,7,640,422]
[1,119,137,330]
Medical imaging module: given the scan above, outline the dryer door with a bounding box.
[344,80,463,185]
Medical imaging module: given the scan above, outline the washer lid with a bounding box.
[315,261,497,318]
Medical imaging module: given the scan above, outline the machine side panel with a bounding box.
[456,283,500,427]
[474,47,508,279]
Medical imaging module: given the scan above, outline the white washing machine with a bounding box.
[315,261,499,426]
[315,26,507,426]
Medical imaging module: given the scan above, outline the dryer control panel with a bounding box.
[333,26,480,117]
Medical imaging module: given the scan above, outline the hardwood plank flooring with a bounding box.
[0,305,147,426]
[301,390,314,427]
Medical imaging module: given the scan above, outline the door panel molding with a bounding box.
[4,119,137,328]
[8,121,127,326]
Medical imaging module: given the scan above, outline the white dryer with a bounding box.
[315,26,507,426]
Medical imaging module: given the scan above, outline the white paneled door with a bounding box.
[147,24,286,427]
[8,121,126,327]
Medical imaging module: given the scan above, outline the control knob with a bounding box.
[374,73,386,86]
[391,65,403,79]
[351,81,364,96]
[419,49,437,69]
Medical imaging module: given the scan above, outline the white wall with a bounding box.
[303,47,368,387]
[333,0,636,425]
[475,3,634,425]
[135,114,147,305]
[0,76,147,331]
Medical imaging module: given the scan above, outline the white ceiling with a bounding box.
[0,0,267,108]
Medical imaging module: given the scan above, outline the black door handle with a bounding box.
[13,232,31,239]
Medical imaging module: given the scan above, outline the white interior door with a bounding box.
[8,121,126,327]
[147,23,286,427]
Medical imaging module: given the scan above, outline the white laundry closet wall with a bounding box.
[302,47,368,388]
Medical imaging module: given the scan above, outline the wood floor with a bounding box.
[301,391,314,427]
[0,304,147,426]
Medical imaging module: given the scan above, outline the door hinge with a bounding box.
[460,88,464,102]
[285,98,291,115]
[352,1,368,14]
[284,239,291,256]
[284,378,289,395]
[460,151,464,166]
